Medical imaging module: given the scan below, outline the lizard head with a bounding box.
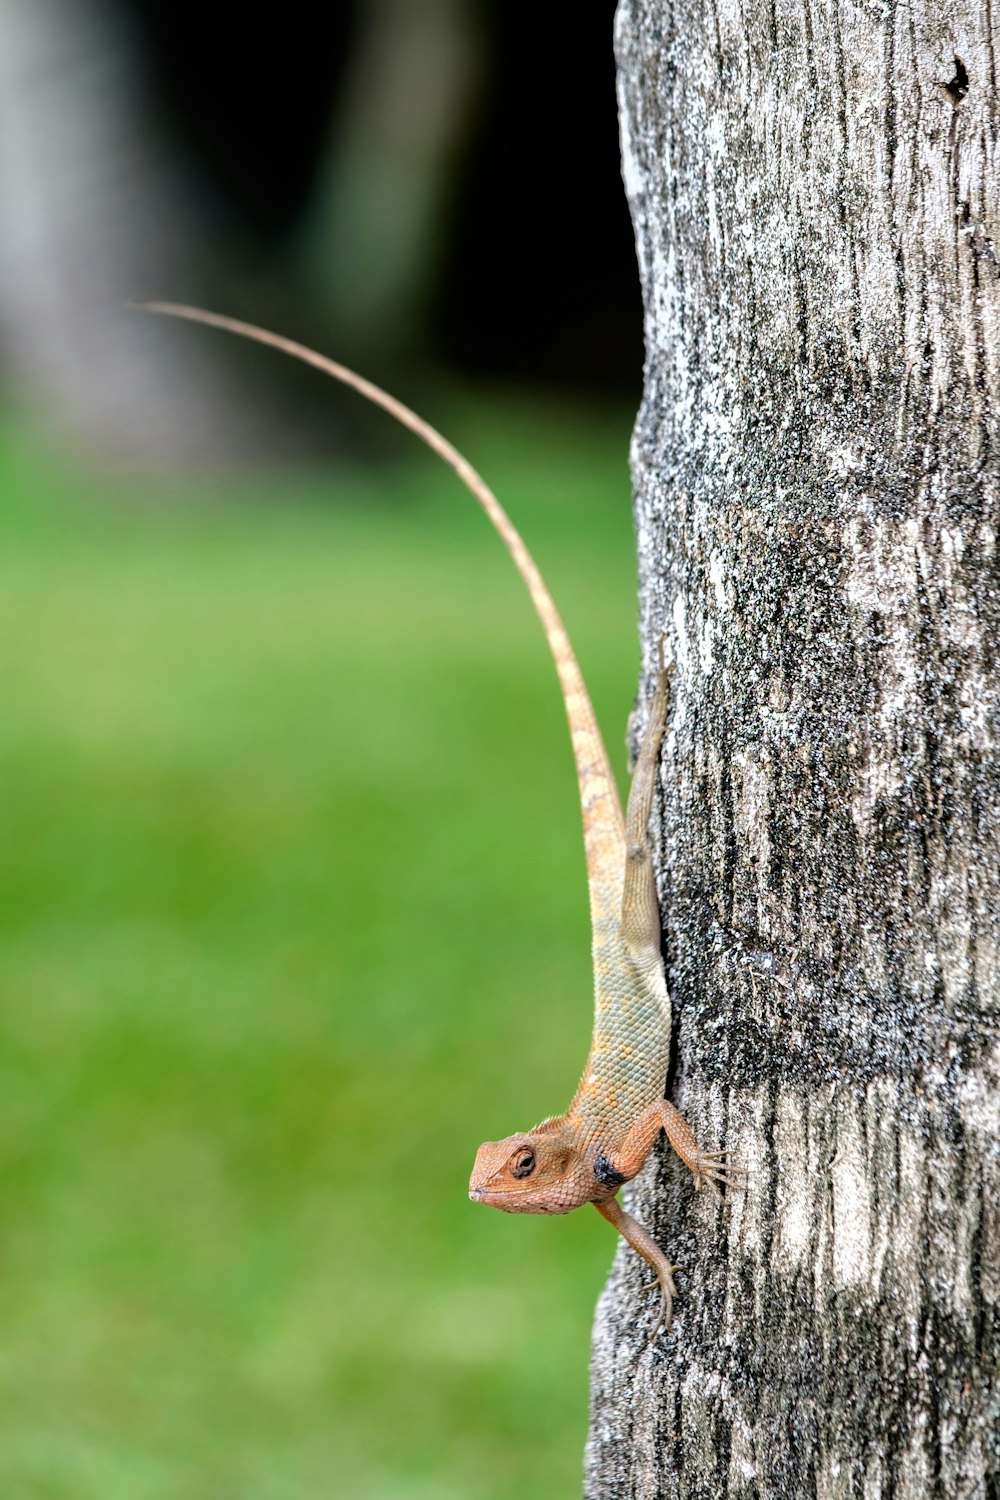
[468,1118,592,1215]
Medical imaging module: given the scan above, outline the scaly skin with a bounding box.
[469,662,730,1333]
[137,302,731,1336]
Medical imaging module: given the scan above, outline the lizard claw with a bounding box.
[691,1151,744,1197]
[644,1261,677,1343]
[593,1199,679,1342]
[661,1102,742,1198]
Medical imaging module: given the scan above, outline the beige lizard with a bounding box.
[138,301,731,1333]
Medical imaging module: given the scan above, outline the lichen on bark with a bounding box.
[588,1,1000,1495]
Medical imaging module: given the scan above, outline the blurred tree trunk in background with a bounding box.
[302,0,475,362]
[589,1,1000,1495]
[0,0,637,463]
[0,0,273,465]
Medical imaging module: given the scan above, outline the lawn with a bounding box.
[0,392,638,1499]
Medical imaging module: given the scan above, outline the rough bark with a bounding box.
[588,2,1000,1495]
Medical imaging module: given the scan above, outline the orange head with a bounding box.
[468,1118,596,1215]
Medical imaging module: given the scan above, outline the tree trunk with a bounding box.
[588,2,1000,1495]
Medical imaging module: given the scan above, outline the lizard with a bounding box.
[138,301,732,1334]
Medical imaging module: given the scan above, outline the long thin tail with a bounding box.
[137,302,626,911]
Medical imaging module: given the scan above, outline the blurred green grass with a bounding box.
[0,394,638,1500]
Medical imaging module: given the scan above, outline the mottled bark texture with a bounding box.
[589,2,1000,1496]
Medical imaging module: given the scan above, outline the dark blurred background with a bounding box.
[0,7,645,1498]
[0,0,640,464]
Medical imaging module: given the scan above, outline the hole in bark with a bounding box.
[945,57,969,103]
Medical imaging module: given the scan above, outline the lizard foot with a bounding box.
[689,1149,744,1198]
[660,1103,743,1198]
[642,1259,678,1341]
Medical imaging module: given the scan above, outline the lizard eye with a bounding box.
[511,1149,536,1179]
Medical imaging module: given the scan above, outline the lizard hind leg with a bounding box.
[620,654,672,961]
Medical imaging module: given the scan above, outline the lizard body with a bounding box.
[139,302,730,1333]
[469,657,728,1328]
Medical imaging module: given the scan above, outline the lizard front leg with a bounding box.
[593,1104,730,1336]
[594,1195,677,1335]
[614,1098,732,1195]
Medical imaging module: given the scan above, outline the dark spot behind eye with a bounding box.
[594,1153,626,1188]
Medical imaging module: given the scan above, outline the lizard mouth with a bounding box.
[468,1184,516,1207]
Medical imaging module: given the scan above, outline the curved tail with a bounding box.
[137,302,626,914]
